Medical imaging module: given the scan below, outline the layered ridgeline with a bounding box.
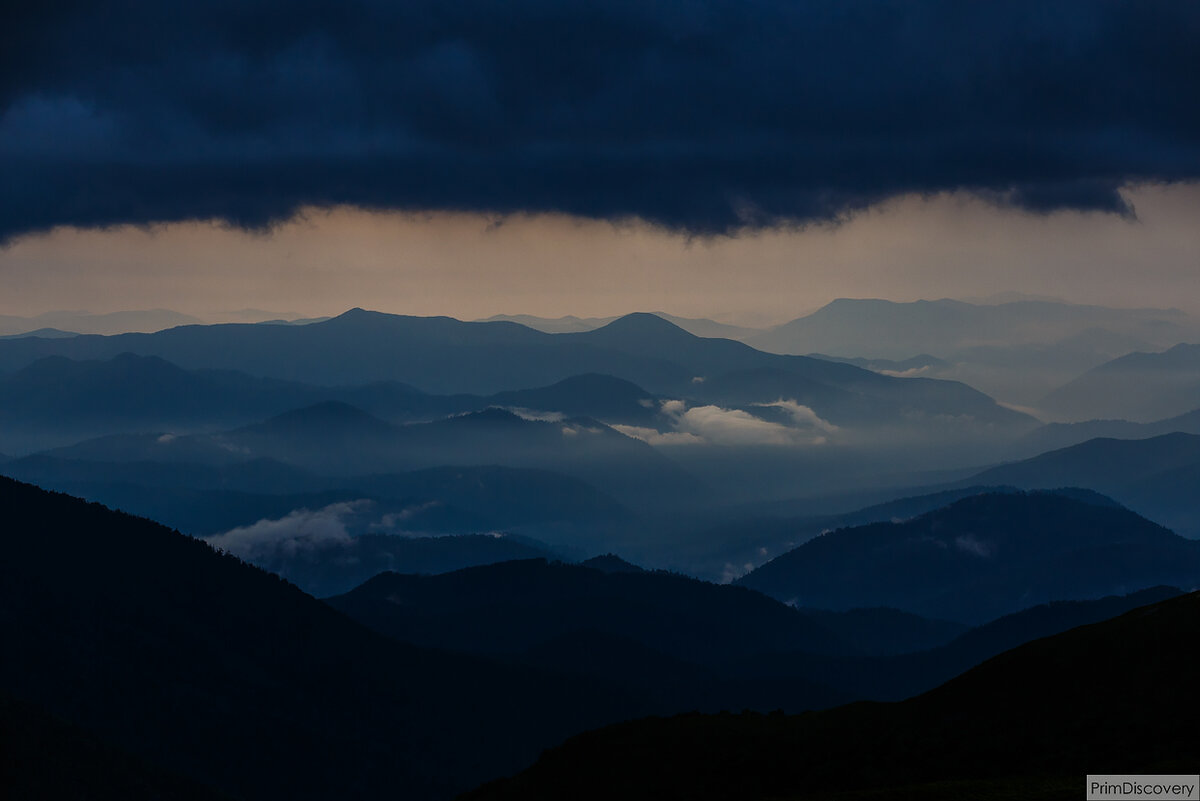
[327,557,1180,714]
[1040,343,1200,422]
[963,433,1200,538]
[0,309,1031,429]
[746,298,1196,409]
[1017,406,1200,456]
[748,298,1191,360]
[464,590,1200,801]
[0,353,665,453]
[327,558,863,713]
[0,476,651,801]
[0,312,1040,522]
[19,402,697,514]
[4,478,1192,801]
[0,454,620,595]
[736,491,1200,623]
[477,311,763,340]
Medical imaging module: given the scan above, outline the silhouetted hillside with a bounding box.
[737,491,1200,622]
[327,559,856,666]
[0,476,652,801]
[0,692,229,801]
[580,553,645,573]
[742,586,1187,704]
[240,533,562,598]
[328,558,862,713]
[465,590,1200,801]
[795,607,967,657]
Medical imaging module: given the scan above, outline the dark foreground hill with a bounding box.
[0,477,649,801]
[737,491,1200,623]
[327,559,855,665]
[464,590,1200,801]
[0,692,229,801]
[326,559,861,712]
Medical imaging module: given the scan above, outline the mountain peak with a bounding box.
[593,312,693,338]
[581,553,645,573]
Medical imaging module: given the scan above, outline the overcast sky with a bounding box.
[4,2,1197,323]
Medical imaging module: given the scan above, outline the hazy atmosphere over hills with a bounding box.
[3,3,1199,800]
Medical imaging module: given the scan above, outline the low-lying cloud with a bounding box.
[205,499,371,561]
[616,398,835,447]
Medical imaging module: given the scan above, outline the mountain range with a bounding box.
[747,298,1198,411]
[1040,342,1200,421]
[0,309,1032,429]
[736,491,1200,622]
[749,297,1192,359]
[964,432,1200,538]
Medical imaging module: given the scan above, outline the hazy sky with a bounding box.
[3,182,1198,324]
[4,2,1197,324]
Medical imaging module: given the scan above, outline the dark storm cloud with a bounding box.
[2,0,1198,239]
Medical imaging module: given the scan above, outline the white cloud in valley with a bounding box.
[205,499,371,560]
[615,399,836,447]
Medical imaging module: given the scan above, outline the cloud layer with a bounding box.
[4,1,1198,240]
[205,499,369,561]
[616,398,835,446]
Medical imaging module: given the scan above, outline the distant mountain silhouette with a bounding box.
[0,309,1032,432]
[1017,406,1200,455]
[1041,342,1200,421]
[0,308,204,337]
[466,589,1200,801]
[736,491,1200,622]
[966,432,1200,536]
[0,350,682,455]
[33,402,697,511]
[477,312,762,340]
[747,298,1196,408]
[809,352,950,375]
[0,327,78,339]
[750,297,1190,360]
[476,313,617,333]
[0,476,653,801]
[0,353,342,452]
